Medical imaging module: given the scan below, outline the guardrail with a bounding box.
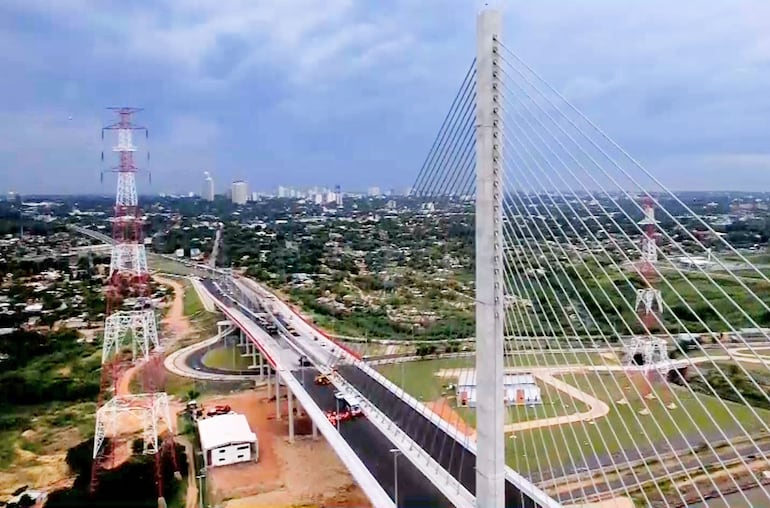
[204,289,395,508]
[332,371,476,507]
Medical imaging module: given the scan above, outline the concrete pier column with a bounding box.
[312,421,318,440]
[259,354,265,382]
[267,369,272,399]
[275,374,281,420]
[288,388,295,443]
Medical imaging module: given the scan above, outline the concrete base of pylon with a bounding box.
[157,496,167,508]
[174,470,183,481]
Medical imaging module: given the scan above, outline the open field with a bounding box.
[202,343,254,371]
[0,402,96,497]
[149,253,199,276]
[377,352,610,400]
[377,356,770,476]
[505,370,770,474]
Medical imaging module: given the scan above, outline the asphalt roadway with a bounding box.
[296,367,453,508]
[203,278,547,508]
[201,279,453,507]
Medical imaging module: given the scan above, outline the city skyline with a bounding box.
[1,1,770,195]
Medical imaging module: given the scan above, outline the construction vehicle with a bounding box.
[206,404,231,417]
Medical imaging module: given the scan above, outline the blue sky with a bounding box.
[1,0,769,195]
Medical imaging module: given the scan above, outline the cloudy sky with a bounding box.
[1,0,769,195]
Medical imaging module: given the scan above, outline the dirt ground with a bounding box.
[426,397,477,439]
[202,389,371,508]
[154,274,192,339]
[0,449,73,498]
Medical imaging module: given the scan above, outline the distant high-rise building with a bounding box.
[368,186,381,197]
[202,172,215,201]
[277,185,289,198]
[231,180,248,205]
[335,185,343,207]
[251,191,259,202]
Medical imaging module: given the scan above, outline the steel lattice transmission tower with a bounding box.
[91,108,178,507]
[635,196,662,331]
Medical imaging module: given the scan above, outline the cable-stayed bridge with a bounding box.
[77,7,770,508]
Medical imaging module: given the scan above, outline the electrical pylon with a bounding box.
[91,108,177,507]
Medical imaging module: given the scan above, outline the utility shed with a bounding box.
[456,371,542,408]
[198,413,258,468]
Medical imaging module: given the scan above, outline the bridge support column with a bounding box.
[266,369,272,399]
[475,8,505,508]
[312,421,318,440]
[287,388,295,443]
[275,374,281,420]
[258,352,264,380]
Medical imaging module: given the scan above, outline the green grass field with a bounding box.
[377,352,611,400]
[201,343,253,371]
[505,370,770,473]
[149,254,198,276]
[377,356,770,474]
[183,281,203,317]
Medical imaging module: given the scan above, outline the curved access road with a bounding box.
[163,326,265,381]
[435,368,610,435]
[506,372,611,433]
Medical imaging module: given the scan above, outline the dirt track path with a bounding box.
[175,435,199,508]
[154,274,192,339]
[435,368,610,434]
[503,372,610,433]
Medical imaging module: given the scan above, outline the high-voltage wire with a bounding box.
[492,44,770,506]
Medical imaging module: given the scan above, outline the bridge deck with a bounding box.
[203,278,559,508]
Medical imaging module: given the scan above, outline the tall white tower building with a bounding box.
[202,172,215,201]
[231,180,248,205]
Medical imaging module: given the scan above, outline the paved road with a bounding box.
[337,364,543,508]
[296,367,453,508]
[206,277,556,507]
[202,279,454,507]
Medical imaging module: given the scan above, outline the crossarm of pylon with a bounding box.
[92,393,172,459]
[102,309,161,364]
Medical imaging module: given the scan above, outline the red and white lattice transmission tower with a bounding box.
[91,108,178,507]
[635,195,663,331]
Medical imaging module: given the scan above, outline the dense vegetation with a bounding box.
[690,363,770,410]
[0,329,100,405]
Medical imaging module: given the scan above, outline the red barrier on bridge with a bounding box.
[217,304,278,368]
[287,303,363,361]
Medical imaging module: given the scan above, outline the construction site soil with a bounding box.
[205,389,371,508]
